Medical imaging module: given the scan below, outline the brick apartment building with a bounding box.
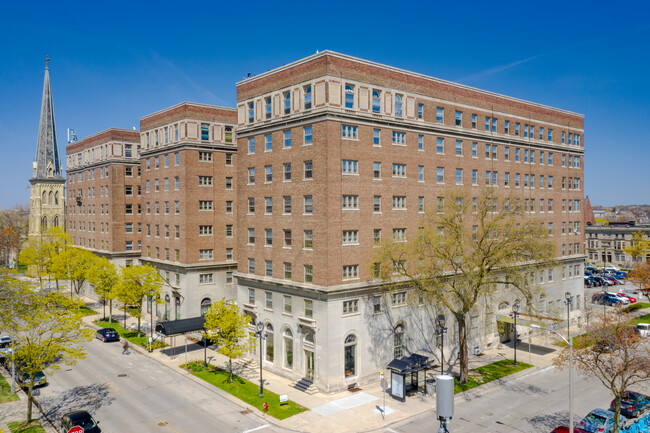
[66,102,238,319]
[234,51,585,392]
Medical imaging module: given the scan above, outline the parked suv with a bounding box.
[61,410,101,433]
[610,390,650,418]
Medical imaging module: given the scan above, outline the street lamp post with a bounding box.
[148,289,154,352]
[511,303,520,366]
[435,316,448,375]
[531,323,573,433]
[255,322,266,397]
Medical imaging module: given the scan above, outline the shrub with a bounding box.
[624,302,650,313]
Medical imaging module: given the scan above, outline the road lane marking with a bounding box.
[106,381,119,391]
[163,423,181,433]
[243,425,270,433]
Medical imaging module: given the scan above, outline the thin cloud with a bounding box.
[457,54,543,83]
[152,52,229,106]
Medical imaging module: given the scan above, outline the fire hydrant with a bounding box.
[263,402,268,411]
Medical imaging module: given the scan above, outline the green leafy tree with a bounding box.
[116,264,164,336]
[3,288,93,422]
[88,257,118,322]
[50,247,97,298]
[19,227,69,288]
[203,298,254,383]
[623,231,650,263]
[375,188,555,383]
[554,311,650,433]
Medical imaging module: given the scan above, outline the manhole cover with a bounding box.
[158,422,168,426]
[118,374,127,377]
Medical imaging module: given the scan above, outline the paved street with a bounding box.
[37,337,286,433]
[386,365,650,433]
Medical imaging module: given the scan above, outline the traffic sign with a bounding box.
[67,426,84,433]
[379,370,384,379]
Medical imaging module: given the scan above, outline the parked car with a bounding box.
[0,336,12,363]
[586,265,597,272]
[579,408,626,433]
[551,427,590,433]
[610,390,650,418]
[592,293,622,306]
[614,271,627,279]
[95,328,120,343]
[592,276,609,287]
[604,265,621,272]
[618,293,636,303]
[16,370,47,388]
[61,410,101,433]
[585,276,595,288]
[636,323,650,337]
[605,292,630,304]
[603,276,620,286]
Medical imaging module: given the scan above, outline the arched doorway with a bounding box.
[303,330,315,380]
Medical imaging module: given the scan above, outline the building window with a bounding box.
[199,273,213,284]
[284,262,292,279]
[265,260,273,277]
[373,195,381,212]
[201,298,211,316]
[418,165,424,181]
[394,324,405,358]
[372,90,381,113]
[436,137,444,154]
[436,167,444,183]
[304,126,312,145]
[303,160,313,179]
[199,200,213,211]
[373,129,380,146]
[392,163,406,177]
[345,84,354,109]
[344,335,357,377]
[342,124,357,139]
[304,196,313,214]
[436,107,444,123]
[265,292,273,310]
[373,162,381,179]
[265,197,273,214]
[283,130,292,148]
[283,196,292,214]
[264,134,272,152]
[342,265,359,279]
[343,300,359,315]
[200,123,209,141]
[342,195,359,209]
[284,91,291,115]
[342,230,359,244]
[199,249,213,260]
[303,85,312,109]
[393,228,406,242]
[283,327,293,369]
[248,137,255,154]
[392,196,406,209]
[304,230,313,249]
[455,111,462,126]
[248,258,256,274]
[198,176,212,186]
[417,103,423,119]
[304,264,313,282]
[265,165,273,182]
[199,225,213,236]
[392,131,405,145]
[342,160,358,174]
[394,94,403,116]
[265,323,274,362]
[456,168,463,185]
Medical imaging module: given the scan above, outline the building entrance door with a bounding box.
[305,349,314,380]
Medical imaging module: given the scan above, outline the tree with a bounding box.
[628,260,650,303]
[116,264,164,336]
[50,247,97,298]
[0,227,21,268]
[1,284,93,422]
[203,298,254,383]
[623,231,650,264]
[554,311,650,433]
[18,227,69,288]
[374,188,555,383]
[87,257,118,322]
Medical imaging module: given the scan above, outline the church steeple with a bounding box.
[32,55,62,180]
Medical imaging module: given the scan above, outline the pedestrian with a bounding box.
[122,340,130,355]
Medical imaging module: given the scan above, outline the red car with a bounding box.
[551,427,590,433]
[618,293,637,303]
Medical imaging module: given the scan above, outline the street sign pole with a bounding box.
[380,371,386,419]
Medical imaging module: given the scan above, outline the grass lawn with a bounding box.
[78,306,98,316]
[7,421,46,433]
[0,375,19,403]
[454,359,533,394]
[94,320,166,350]
[630,313,650,325]
[181,361,307,420]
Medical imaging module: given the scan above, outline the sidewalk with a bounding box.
[0,366,57,433]
[78,298,581,433]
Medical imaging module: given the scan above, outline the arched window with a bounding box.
[283,327,293,369]
[303,330,315,345]
[54,191,59,205]
[394,324,405,358]
[395,94,403,117]
[175,297,181,320]
[284,91,291,115]
[49,191,53,205]
[200,298,211,316]
[498,302,509,311]
[165,295,171,320]
[345,84,354,109]
[155,296,161,317]
[41,216,47,230]
[344,334,357,377]
[53,216,59,228]
[304,86,312,109]
[265,323,274,362]
[265,97,272,119]
[372,90,381,113]
[42,191,47,205]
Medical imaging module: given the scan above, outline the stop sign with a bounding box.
[67,426,84,433]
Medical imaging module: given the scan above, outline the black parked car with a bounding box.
[95,328,120,343]
[610,391,650,418]
[61,410,101,433]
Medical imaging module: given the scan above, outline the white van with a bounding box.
[636,323,650,337]
[603,265,620,272]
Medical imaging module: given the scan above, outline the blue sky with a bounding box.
[1,0,649,209]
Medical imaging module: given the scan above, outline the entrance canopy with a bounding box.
[155,316,205,336]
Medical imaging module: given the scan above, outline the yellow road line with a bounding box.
[106,381,119,391]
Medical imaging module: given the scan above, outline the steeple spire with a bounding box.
[32,56,62,180]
